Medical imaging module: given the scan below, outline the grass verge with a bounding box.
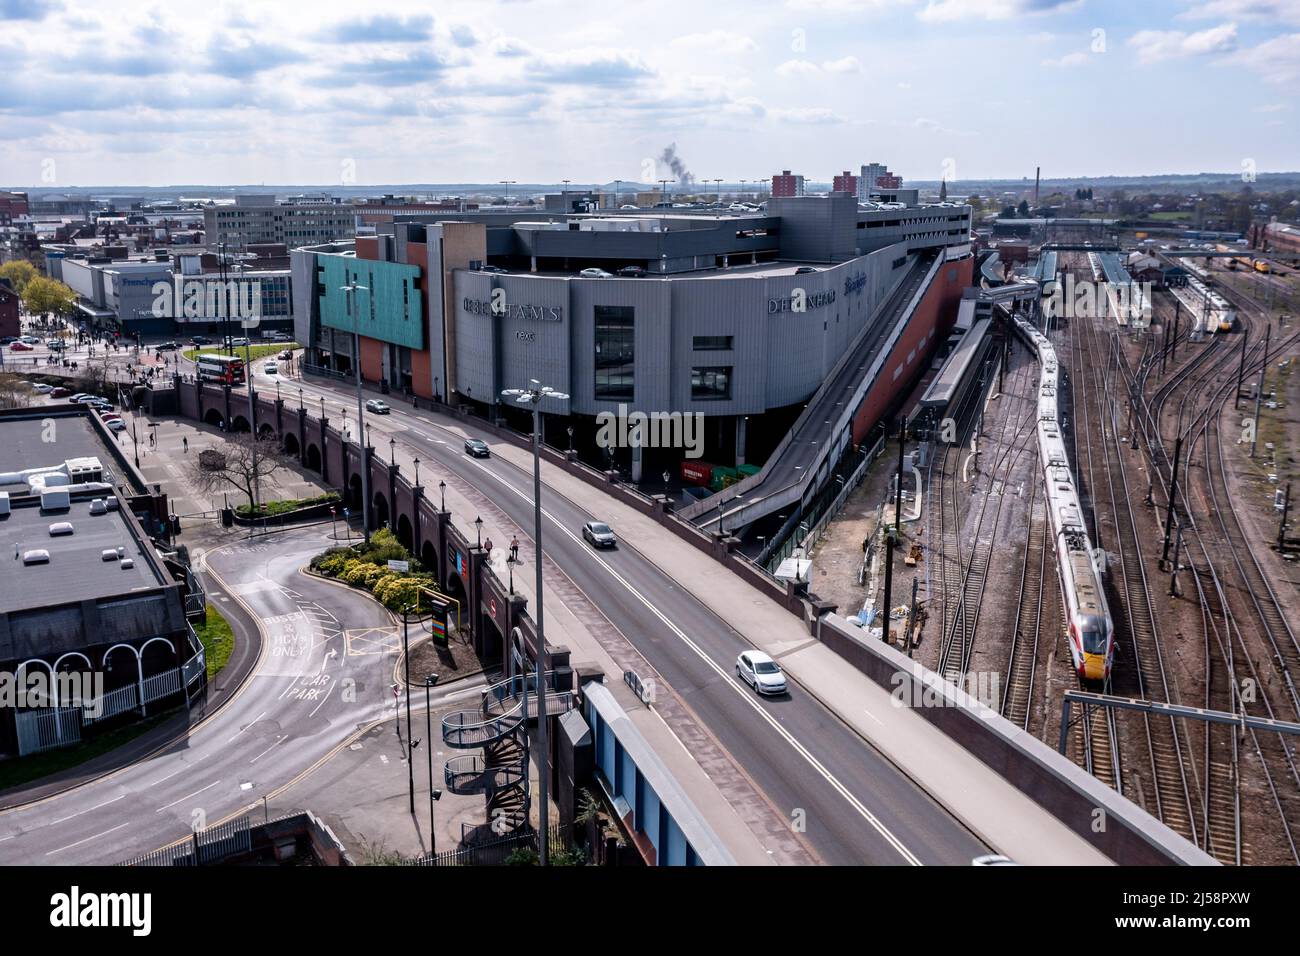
[193,603,236,679]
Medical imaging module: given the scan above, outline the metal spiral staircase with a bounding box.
[441,671,574,841]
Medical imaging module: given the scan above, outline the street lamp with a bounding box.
[413,457,421,488]
[499,378,569,865]
[341,277,372,543]
[425,673,441,854]
[298,387,303,410]
[474,516,483,549]
[389,436,396,467]
[402,603,415,815]
[438,479,446,512]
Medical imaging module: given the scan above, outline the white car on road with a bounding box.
[736,650,787,696]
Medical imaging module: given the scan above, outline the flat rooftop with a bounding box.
[0,412,124,480]
[0,496,162,613]
[465,260,834,281]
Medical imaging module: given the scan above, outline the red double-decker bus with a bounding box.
[195,352,246,385]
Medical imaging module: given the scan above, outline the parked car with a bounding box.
[87,400,115,412]
[263,361,278,374]
[268,331,290,341]
[479,265,508,275]
[104,418,127,432]
[582,521,617,549]
[794,266,818,275]
[0,336,16,346]
[735,651,788,696]
[31,383,53,393]
[617,265,646,278]
[19,335,39,344]
[9,341,32,351]
[463,438,490,458]
[365,399,390,415]
[98,412,122,423]
[50,387,72,398]
[579,268,612,278]
[46,339,65,350]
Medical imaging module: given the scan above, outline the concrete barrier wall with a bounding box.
[817,612,1217,866]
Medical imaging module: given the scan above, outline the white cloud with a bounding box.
[1181,1,1300,26]
[772,107,843,123]
[918,0,1082,23]
[1220,31,1300,85]
[775,59,821,76]
[670,30,759,54]
[776,56,863,76]
[1252,102,1292,112]
[1128,22,1238,63]
[822,55,863,73]
[1040,51,1089,67]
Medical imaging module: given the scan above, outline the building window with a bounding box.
[594,305,635,401]
[692,366,732,400]
[692,335,733,351]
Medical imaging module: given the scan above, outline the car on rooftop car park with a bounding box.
[736,650,788,696]
[795,266,818,275]
[50,386,71,398]
[617,265,646,278]
[104,418,127,432]
[579,268,612,278]
[365,399,390,415]
[582,521,616,549]
[463,438,489,458]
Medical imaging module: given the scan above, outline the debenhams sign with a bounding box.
[463,294,563,323]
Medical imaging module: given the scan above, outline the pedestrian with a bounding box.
[510,536,519,563]
[862,536,869,556]
[484,536,494,555]
[183,436,189,453]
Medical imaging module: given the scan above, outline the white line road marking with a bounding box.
[308,677,338,719]
[226,710,266,743]
[457,453,924,865]
[48,793,126,825]
[46,822,130,856]
[250,736,287,764]
[155,780,221,813]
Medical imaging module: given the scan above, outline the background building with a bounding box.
[771,171,805,198]
[204,195,356,251]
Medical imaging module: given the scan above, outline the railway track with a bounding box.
[1115,287,1300,864]
[936,354,1038,685]
[1000,464,1049,730]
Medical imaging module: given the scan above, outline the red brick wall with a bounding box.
[359,336,384,383]
[355,236,380,260]
[851,257,973,444]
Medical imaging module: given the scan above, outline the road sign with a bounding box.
[387,559,410,573]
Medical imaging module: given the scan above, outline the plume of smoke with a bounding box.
[659,143,694,186]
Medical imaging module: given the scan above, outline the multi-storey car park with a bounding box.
[0,405,207,758]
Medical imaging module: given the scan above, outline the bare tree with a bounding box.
[193,433,288,512]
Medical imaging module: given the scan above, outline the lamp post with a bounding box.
[402,604,415,815]
[499,180,516,204]
[500,379,569,866]
[475,516,483,549]
[298,387,303,410]
[341,277,372,543]
[425,673,440,854]
[413,457,421,488]
[389,436,396,467]
[439,480,446,512]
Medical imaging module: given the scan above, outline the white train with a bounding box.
[1010,313,1115,681]
[1169,274,1234,334]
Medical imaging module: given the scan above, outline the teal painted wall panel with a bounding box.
[319,254,424,350]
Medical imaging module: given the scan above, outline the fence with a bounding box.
[119,816,252,867]
[13,660,197,756]
[14,707,82,756]
[409,824,574,867]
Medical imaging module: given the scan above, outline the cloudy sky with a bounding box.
[0,0,1296,187]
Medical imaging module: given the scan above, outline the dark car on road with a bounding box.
[155,341,180,352]
[190,335,212,345]
[464,438,490,458]
[582,521,617,549]
[617,265,646,278]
